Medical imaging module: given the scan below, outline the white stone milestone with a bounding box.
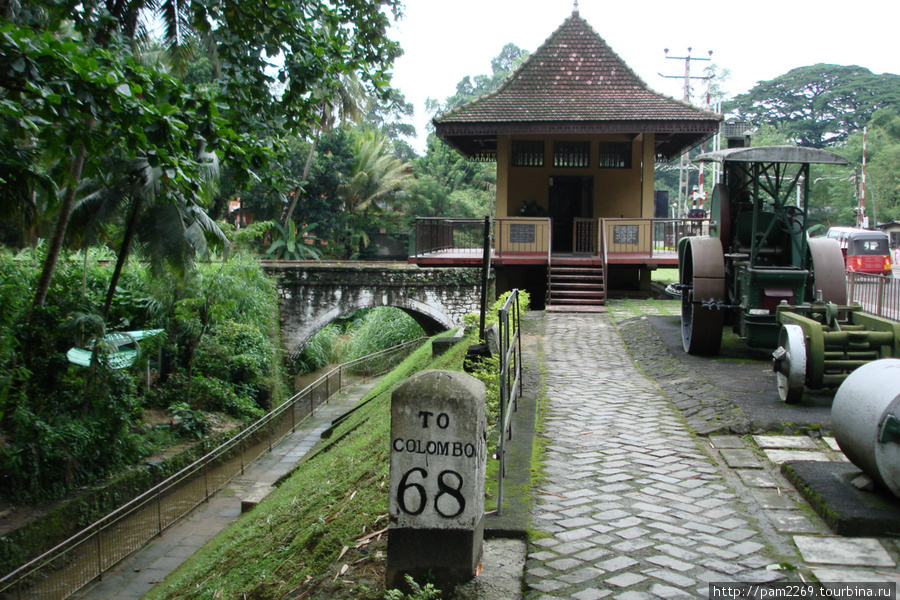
[389,369,487,531]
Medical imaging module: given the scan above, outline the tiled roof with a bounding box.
[433,11,721,159]
[435,12,720,125]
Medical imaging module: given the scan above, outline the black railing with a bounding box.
[414,217,486,256]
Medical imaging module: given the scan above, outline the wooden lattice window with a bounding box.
[512,141,544,167]
[598,142,632,168]
[553,142,590,168]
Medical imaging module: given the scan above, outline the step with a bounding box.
[550,273,603,281]
[547,298,606,306]
[549,288,605,295]
[549,288,605,296]
[549,268,604,276]
[549,279,605,287]
[550,293,605,301]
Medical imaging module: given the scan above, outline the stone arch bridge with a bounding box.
[261,262,486,358]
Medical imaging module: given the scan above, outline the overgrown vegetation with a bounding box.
[294,307,426,375]
[462,289,532,433]
[146,329,476,600]
[145,291,536,599]
[0,250,286,503]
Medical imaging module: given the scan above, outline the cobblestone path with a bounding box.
[525,313,790,599]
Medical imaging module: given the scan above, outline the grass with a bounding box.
[296,308,425,375]
[145,331,477,600]
[605,268,680,321]
[652,268,679,285]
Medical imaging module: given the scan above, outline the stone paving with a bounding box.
[525,312,900,599]
[70,308,900,600]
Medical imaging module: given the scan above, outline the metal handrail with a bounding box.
[496,290,523,516]
[600,217,710,259]
[414,217,485,256]
[0,337,427,600]
[847,272,900,321]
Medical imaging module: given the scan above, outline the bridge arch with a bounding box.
[262,262,485,359]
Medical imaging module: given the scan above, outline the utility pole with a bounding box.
[660,48,712,217]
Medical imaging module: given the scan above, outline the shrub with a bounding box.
[344,307,424,361]
[169,401,211,439]
[294,323,343,374]
[195,319,279,407]
[462,289,531,332]
[158,374,263,420]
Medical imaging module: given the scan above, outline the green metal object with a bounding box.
[679,146,851,355]
[67,329,164,369]
[775,303,900,392]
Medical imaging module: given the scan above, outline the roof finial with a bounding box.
[573,0,579,14]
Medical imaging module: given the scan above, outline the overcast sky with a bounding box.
[388,0,898,154]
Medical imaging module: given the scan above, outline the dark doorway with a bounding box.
[549,176,593,253]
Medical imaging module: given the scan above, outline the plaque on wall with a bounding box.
[613,225,639,245]
[509,223,536,245]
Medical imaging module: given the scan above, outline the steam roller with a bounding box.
[677,146,900,403]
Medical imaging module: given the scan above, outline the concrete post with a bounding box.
[386,370,487,592]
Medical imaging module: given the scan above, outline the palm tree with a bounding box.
[21,0,193,320]
[71,147,225,321]
[338,130,410,257]
[282,73,367,226]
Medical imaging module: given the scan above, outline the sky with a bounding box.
[388,0,899,154]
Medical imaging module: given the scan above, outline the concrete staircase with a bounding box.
[546,260,605,310]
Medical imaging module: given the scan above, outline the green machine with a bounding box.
[677,146,900,402]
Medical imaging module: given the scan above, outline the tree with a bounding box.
[364,88,417,152]
[0,24,221,319]
[725,64,900,148]
[3,0,402,317]
[837,108,900,224]
[71,155,227,321]
[338,130,410,257]
[282,73,368,226]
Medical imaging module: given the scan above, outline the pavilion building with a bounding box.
[415,8,722,308]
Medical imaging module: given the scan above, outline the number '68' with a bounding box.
[396,467,466,519]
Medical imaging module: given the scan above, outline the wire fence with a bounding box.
[0,338,427,600]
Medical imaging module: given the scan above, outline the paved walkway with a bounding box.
[524,312,900,599]
[69,310,900,600]
[73,380,377,600]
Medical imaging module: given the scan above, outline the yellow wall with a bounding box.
[496,136,510,220]
[496,133,653,219]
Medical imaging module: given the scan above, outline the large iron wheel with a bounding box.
[681,237,726,355]
[773,324,807,404]
[807,237,847,304]
[709,183,732,251]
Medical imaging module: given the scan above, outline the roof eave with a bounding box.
[435,118,722,159]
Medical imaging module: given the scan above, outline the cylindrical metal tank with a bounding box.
[832,359,900,498]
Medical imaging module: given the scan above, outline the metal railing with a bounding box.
[847,272,900,321]
[414,216,713,262]
[414,217,554,258]
[600,218,710,259]
[414,217,486,256]
[495,289,523,516]
[574,218,598,254]
[494,218,551,257]
[0,338,427,600]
